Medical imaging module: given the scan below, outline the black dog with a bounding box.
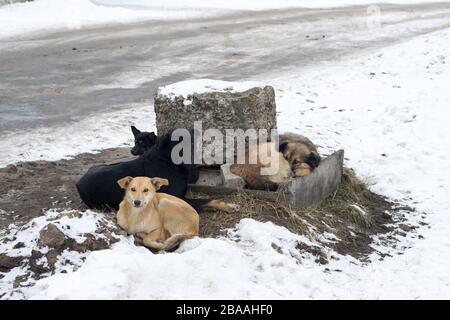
[130,126,201,184]
[130,126,157,156]
[76,130,237,213]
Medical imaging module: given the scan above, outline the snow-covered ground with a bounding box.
[1,0,450,39]
[1,0,450,300]
[0,102,154,167]
[0,209,127,298]
[0,20,449,299]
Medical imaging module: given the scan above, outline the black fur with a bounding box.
[130,126,157,156]
[305,151,321,169]
[76,131,202,211]
[278,141,321,170]
[278,142,289,154]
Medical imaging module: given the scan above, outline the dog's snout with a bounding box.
[133,200,141,207]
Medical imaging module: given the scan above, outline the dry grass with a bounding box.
[197,168,394,259]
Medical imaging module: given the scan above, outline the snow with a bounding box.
[2,0,450,39]
[25,219,341,299]
[16,25,450,299]
[0,0,218,40]
[0,209,125,298]
[0,102,154,167]
[269,26,450,212]
[1,1,450,300]
[157,79,261,105]
[0,210,107,257]
[264,26,450,298]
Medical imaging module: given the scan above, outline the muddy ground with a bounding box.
[0,147,412,260]
[0,148,133,229]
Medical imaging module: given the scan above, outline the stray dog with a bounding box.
[117,176,199,251]
[230,142,292,191]
[76,131,238,212]
[279,132,321,177]
[130,126,157,156]
[128,126,291,190]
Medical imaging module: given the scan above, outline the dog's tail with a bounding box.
[184,198,240,213]
[143,233,195,251]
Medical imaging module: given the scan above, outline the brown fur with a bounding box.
[230,142,292,190]
[279,132,321,177]
[203,199,240,212]
[116,176,199,251]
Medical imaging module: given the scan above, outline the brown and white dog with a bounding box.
[279,132,321,177]
[228,133,321,190]
[116,176,199,251]
[230,142,293,191]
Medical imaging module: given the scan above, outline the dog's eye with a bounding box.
[293,159,301,165]
[131,187,136,192]
[143,188,149,193]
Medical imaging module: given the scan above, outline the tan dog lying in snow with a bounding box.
[116,176,199,251]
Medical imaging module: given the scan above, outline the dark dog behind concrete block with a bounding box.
[130,126,157,156]
[76,129,238,213]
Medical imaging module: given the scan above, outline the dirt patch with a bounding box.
[0,148,411,260]
[0,210,125,296]
[0,148,133,229]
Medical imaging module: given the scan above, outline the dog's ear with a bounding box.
[151,177,169,190]
[117,176,133,189]
[279,142,289,155]
[131,126,141,138]
[149,132,157,144]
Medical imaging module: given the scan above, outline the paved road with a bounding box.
[1,2,450,133]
